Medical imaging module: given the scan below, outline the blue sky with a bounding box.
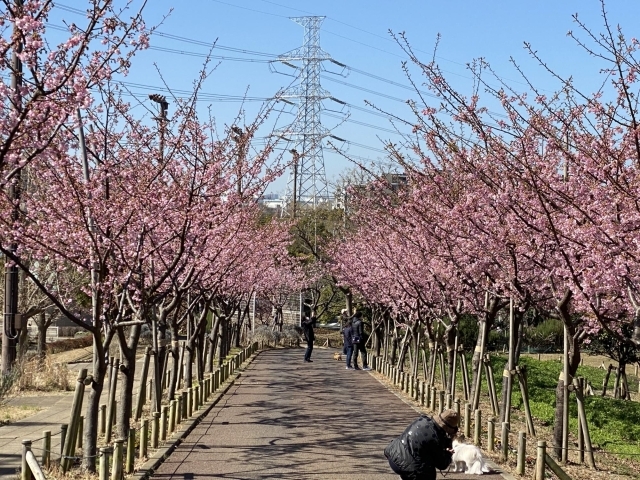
[52,1,640,195]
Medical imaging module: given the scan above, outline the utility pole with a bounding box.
[231,126,246,197]
[148,94,168,413]
[2,0,24,375]
[149,94,168,163]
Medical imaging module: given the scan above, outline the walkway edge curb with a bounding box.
[366,369,518,480]
[133,351,262,480]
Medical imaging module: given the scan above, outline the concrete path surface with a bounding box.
[151,348,508,480]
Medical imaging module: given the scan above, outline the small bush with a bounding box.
[281,324,303,343]
[47,334,92,354]
[523,318,563,351]
[0,371,17,406]
[12,356,72,392]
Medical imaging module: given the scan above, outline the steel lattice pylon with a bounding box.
[277,16,333,212]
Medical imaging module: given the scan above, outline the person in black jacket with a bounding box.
[343,319,355,369]
[351,311,371,370]
[384,409,460,480]
[301,315,316,362]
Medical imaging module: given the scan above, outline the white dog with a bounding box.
[450,439,490,474]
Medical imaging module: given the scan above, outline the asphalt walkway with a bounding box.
[151,348,508,480]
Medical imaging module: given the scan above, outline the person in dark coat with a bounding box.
[384,409,460,480]
[351,311,371,370]
[301,315,316,362]
[343,319,355,369]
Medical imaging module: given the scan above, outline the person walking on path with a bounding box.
[352,310,371,370]
[343,318,355,369]
[384,409,460,480]
[302,315,316,362]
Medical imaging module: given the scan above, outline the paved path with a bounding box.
[152,348,508,480]
[0,357,145,479]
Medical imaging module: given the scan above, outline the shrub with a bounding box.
[523,318,563,352]
[11,355,72,392]
[0,371,17,406]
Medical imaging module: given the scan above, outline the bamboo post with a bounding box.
[420,381,426,405]
[99,404,107,436]
[126,428,135,474]
[140,419,148,459]
[99,447,111,480]
[454,398,460,418]
[24,451,45,480]
[438,390,445,414]
[464,403,471,438]
[135,347,151,421]
[22,440,32,480]
[501,422,509,462]
[484,356,499,416]
[188,388,193,417]
[151,412,160,449]
[545,452,574,480]
[450,336,458,400]
[488,417,495,451]
[574,377,595,468]
[430,388,436,411]
[601,365,613,396]
[77,416,84,450]
[169,400,176,434]
[105,360,119,444]
[160,406,168,441]
[516,366,536,436]
[578,401,584,464]
[426,384,432,408]
[60,424,68,458]
[471,321,488,411]
[181,391,188,420]
[111,439,123,480]
[517,431,526,476]
[42,431,51,469]
[474,409,481,446]
[176,398,182,425]
[459,347,470,401]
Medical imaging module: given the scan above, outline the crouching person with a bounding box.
[384,409,460,480]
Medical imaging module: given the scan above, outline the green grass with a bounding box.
[485,355,640,457]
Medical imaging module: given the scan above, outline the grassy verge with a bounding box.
[0,404,41,426]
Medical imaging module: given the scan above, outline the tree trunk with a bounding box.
[552,291,580,459]
[83,331,109,472]
[35,312,51,359]
[184,345,193,389]
[470,297,501,409]
[396,327,412,372]
[167,328,180,401]
[206,315,221,373]
[116,325,140,441]
[500,303,522,423]
[445,322,457,394]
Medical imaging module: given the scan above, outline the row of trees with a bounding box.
[0,0,308,472]
[329,2,640,459]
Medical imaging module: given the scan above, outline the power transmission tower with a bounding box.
[273,16,346,215]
